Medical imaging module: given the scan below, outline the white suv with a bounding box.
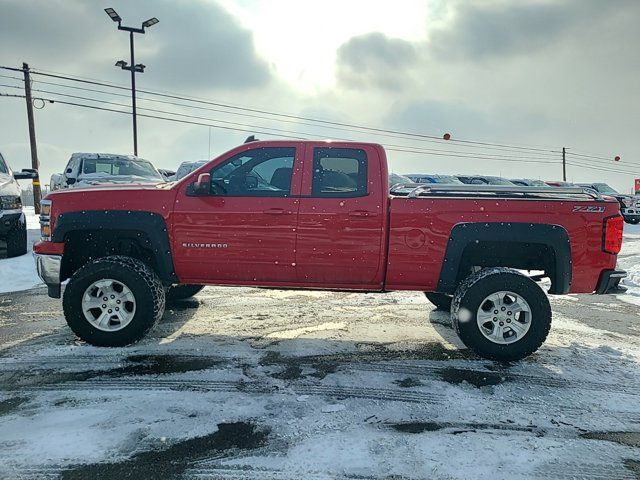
[0,152,37,257]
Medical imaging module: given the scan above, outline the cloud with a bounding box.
[139,0,272,92]
[336,32,417,90]
[427,0,635,61]
[0,0,272,92]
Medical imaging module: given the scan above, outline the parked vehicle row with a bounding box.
[404,173,640,224]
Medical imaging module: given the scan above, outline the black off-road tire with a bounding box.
[5,220,27,258]
[424,292,453,311]
[451,267,551,362]
[63,256,166,347]
[626,218,640,225]
[166,284,205,303]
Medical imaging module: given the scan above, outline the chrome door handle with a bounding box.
[263,208,292,215]
[349,210,377,217]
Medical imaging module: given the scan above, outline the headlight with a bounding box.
[40,199,52,241]
[0,195,22,210]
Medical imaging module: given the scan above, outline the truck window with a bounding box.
[209,147,295,197]
[0,154,7,174]
[311,147,367,197]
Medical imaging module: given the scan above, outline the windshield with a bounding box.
[593,183,618,194]
[81,157,164,180]
[433,175,463,184]
[176,160,208,180]
[388,173,414,186]
[485,177,515,185]
[407,174,463,184]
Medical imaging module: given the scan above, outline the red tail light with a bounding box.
[603,215,623,254]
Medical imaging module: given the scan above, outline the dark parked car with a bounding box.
[511,179,547,187]
[577,183,640,224]
[456,175,515,185]
[405,174,463,184]
[545,181,576,187]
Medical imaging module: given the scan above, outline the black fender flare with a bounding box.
[437,222,571,295]
[53,210,177,284]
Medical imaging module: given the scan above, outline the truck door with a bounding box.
[172,144,302,284]
[295,144,387,288]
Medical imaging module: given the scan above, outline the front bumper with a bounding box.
[0,210,23,236]
[595,269,627,294]
[621,208,640,220]
[34,253,62,298]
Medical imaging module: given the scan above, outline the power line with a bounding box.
[26,77,566,159]
[566,161,638,176]
[0,90,567,166]
[7,66,569,155]
[0,65,629,172]
[2,85,563,164]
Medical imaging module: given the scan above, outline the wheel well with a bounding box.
[61,229,160,282]
[456,241,556,287]
[437,223,572,295]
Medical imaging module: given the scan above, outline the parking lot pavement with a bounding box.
[0,286,639,479]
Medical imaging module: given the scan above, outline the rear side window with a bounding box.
[312,147,367,197]
[0,154,7,174]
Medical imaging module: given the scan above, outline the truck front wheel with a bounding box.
[62,256,166,347]
[451,268,551,362]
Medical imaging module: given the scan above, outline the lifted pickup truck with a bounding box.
[33,140,626,361]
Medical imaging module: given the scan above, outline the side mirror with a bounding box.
[245,175,258,190]
[192,173,211,195]
[66,178,76,185]
[13,169,38,180]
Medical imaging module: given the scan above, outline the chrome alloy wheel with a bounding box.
[476,291,532,344]
[81,279,136,332]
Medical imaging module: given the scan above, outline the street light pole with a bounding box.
[104,8,158,157]
[129,31,138,155]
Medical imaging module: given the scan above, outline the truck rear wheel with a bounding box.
[166,284,204,302]
[451,268,551,362]
[424,292,452,311]
[62,256,166,347]
[5,220,27,258]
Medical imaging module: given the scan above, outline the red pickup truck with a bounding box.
[33,140,626,361]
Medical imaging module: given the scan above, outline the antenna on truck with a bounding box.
[244,135,259,143]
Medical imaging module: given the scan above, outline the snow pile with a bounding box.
[0,207,42,294]
[617,223,640,306]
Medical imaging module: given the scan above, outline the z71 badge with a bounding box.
[573,205,605,213]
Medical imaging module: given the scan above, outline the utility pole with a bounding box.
[105,8,158,157]
[562,147,567,182]
[22,63,41,214]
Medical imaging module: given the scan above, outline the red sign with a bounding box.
[635,178,640,194]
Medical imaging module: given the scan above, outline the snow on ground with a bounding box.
[0,207,42,294]
[617,223,640,306]
[0,285,639,479]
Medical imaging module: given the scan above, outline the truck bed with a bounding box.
[385,191,619,293]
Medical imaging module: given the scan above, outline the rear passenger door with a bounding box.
[295,144,386,288]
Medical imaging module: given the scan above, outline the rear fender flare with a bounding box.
[437,222,571,295]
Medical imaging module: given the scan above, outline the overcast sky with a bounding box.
[1,0,638,192]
